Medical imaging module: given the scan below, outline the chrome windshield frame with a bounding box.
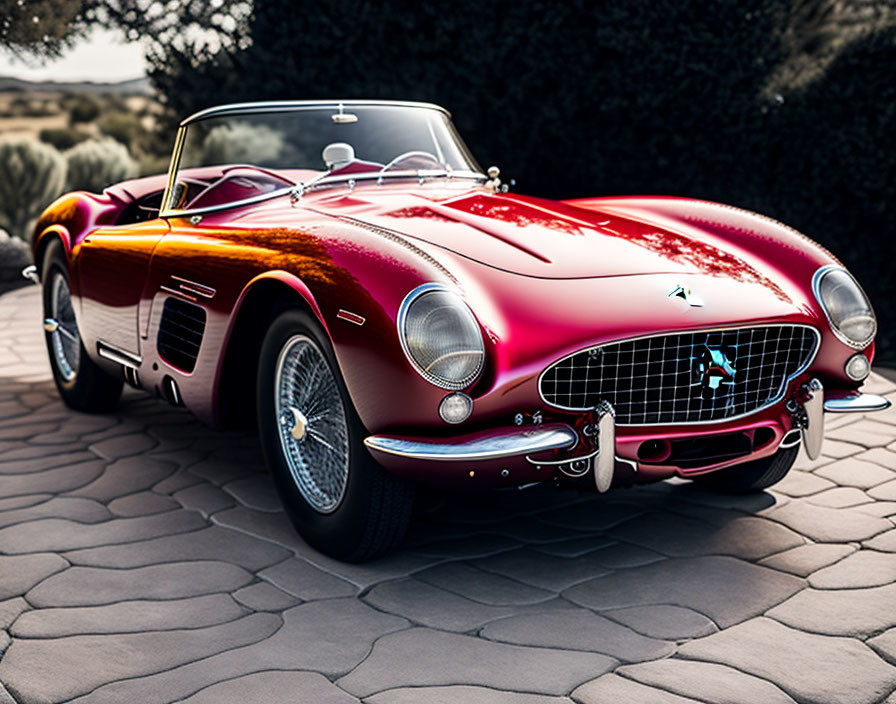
[180,99,452,126]
[160,100,482,218]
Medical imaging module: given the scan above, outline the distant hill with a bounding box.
[0,75,151,95]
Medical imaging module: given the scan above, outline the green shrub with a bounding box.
[0,230,33,291]
[67,94,100,125]
[138,152,171,178]
[96,111,147,150]
[65,138,139,193]
[0,137,66,242]
[200,122,284,165]
[39,127,89,151]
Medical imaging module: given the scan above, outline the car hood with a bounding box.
[309,189,791,294]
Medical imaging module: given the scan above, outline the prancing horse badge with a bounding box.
[669,284,704,307]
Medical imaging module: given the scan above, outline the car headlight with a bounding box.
[398,284,484,389]
[813,266,876,349]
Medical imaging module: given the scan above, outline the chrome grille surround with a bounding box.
[538,324,821,426]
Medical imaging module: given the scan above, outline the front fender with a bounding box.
[33,191,123,257]
[240,270,329,334]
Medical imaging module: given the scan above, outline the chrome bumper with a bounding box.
[366,388,890,474]
[824,394,891,413]
[364,423,577,461]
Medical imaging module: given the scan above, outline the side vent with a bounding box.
[157,297,206,373]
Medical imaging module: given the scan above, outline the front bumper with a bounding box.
[824,393,891,413]
[365,380,890,489]
[364,424,577,461]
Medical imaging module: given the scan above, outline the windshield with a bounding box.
[162,103,482,214]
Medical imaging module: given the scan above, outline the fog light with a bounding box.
[439,392,473,424]
[845,353,870,382]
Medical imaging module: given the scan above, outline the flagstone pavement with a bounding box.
[0,284,895,704]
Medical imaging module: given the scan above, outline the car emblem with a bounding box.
[694,346,736,392]
[669,284,704,307]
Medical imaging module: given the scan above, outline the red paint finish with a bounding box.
[33,169,875,488]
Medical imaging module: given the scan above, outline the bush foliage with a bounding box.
[39,127,89,151]
[66,94,101,125]
[65,138,139,193]
[96,111,147,150]
[0,137,66,242]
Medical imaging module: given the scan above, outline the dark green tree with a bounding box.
[71,0,896,357]
[0,0,88,57]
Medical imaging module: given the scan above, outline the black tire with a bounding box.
[256,308,414,561]
[694,445,799,494]
[41,240,123,412]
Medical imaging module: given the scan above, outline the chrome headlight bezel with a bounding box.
[397,283,485,390]
[812,265,877,349]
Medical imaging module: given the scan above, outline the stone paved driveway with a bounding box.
[1,285,895,704]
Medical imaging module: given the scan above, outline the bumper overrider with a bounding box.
[365,379,890,489]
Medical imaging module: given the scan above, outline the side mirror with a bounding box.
[486,166,511,193]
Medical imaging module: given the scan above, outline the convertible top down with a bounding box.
[28,100,889,560]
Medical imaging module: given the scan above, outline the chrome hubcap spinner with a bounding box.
[48,272,81,382]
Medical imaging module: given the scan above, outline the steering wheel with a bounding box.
[220,163,295,184]
[379,151,443,173]
[185,165,294,210]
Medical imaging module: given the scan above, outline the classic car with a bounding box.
[26,100,890,561]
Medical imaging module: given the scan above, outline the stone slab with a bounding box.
[337,627,616,697]
[678,617,896,704]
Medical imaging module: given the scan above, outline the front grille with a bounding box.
[539,325,819,425]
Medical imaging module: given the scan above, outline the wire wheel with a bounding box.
[49,271,81,382]
[274,334,350,513]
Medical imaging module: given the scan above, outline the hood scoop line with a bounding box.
[421,203,553,264]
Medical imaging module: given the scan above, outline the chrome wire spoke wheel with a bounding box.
[49,272,81,381]
[274,334,350,514]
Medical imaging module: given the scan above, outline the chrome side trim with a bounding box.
[97,342,141,369]
[22,265,39,284]
[364,424,577,462]
[159,285,197,302]
[336,309,366,326]
[824,394,891,413]
[123,366,140,388]
[538,323,822,426]
[171,276,216,299]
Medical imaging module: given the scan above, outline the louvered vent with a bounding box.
[157,297,206,373]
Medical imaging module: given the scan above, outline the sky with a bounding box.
[0,29,146,83]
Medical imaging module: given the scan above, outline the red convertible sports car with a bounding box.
[27,100,889,560]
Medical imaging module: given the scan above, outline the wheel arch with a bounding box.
[213,271,329,429]
[34,226,72,279]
